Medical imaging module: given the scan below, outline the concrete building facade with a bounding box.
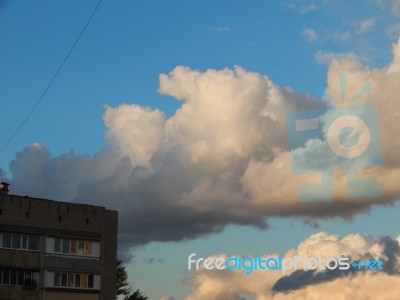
[0,183,118,300]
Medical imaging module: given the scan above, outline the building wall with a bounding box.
[100,210,118,300]
[0,287,40,300]
[0,195,104,233]
[44,291,99,300]
[0,249,41,268]
[0,194,118,300]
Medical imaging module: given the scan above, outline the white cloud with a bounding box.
[5,39,400,258]
[103,104,166,167]
[302,28,318,42]
[209,26,231,32]
[386,23,400,38]
[392,0,400,16]
[186,232,400,300]
[284,1,323,14]
[314,50,359,64]
[303,29,351,43]
[356,18,376,34]
[386,38,400,74]
[330,31,351,41]
[300,3,318,14]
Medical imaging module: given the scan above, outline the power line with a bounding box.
[0,0,103,154]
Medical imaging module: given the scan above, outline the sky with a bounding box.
[1,0,400,299]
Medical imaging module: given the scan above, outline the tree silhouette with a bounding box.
[124,289,148,300]
[116,258,131,298]
[116,258,148,300]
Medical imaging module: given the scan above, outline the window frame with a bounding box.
[52,272,97,289]
[0,269,39,287]
[0,233,40,251]
[52,237,96,257]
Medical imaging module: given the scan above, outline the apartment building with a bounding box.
[0,182,118,300]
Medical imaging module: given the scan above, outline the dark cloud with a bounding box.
[272,267,352,292]
[143,257,164,264]
[380,236,400,274]
[272,235,400,293]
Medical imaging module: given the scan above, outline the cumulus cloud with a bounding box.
[186,232,400,300]
[103,104,166,167]
[386,38,400,74]
[302,28,318,42]
[5,39,400,258]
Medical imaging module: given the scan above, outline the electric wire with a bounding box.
[0,0,103,154]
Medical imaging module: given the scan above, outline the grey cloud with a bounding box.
[272,268,350,292]
[143,257,159,264]
[272,235,400,293]
[4,57,400,259]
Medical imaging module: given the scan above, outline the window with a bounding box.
[54,272,81,287]
[0,269,38,286]
[68,273,74,287]
[2,269,9,284]
[2,233,11,248]
[85,241,92,255]
[0,233,40,251]
[54,273,60,287]
[17,270,24,285]
[12,234,21,249]
[53,272,95,289]
[54,238,73,253]
[81,273,88,288]
[22,235,28,249]
[62,238,69,254]
[61,273,67,287]
[54,238,61,252]
[70,239,76,254]
[74,274,81,287]
[77,240,84,255]
[10,270,17,285]
[88,274,94,288]
[52,238,95,256]
[24,271,32,285]
[28,235,40,251]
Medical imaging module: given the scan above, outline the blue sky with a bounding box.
[1,1,400,299]
[1,0,396,168]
